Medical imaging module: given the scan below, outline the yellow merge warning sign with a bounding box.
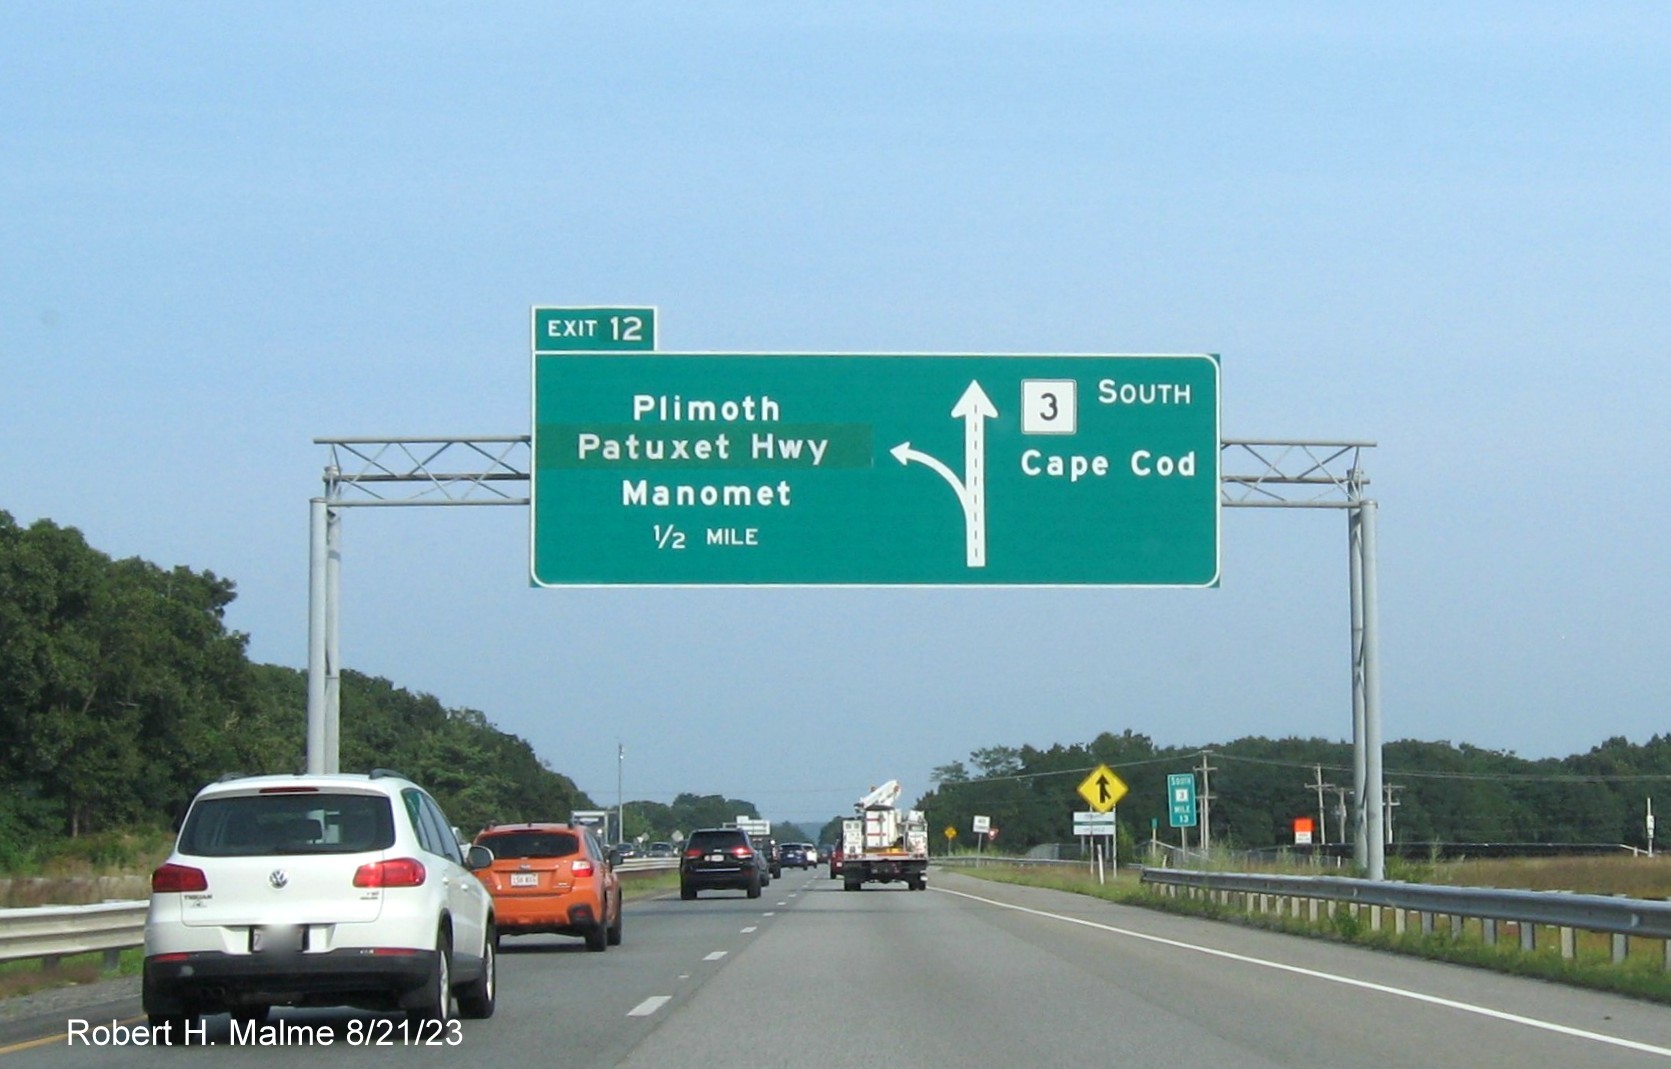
[1076,765,1128,812]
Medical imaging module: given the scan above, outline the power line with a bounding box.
[1211,751,1671,784]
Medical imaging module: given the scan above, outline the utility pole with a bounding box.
[1308,765,1333,846]
[1325,785,1353,859]
[616,742,625,846]
[1195,752,1218,854]
[1383,783,1404,846]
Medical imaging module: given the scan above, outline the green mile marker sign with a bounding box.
[531,351,1219,587]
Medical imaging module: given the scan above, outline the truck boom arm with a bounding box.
[858,780,902,809]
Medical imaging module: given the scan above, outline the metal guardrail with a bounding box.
[0,901,149,969]
[1139,869,1671,938]
[614,857,679,874]
[938,855,1086,869]
[1139,868,1671,966]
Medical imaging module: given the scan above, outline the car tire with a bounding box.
[457,924,496,1019]
[606,900,623,946]
[681,881,697,900]
[407,927,453,1024]
[584,920,607,952]
[746,874,762,898]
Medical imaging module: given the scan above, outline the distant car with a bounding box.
[780,843,812,869]
[680,828,765,899]
[474,823,622,952]
[144,771,498,1041]
[829,845,844,879]
[818,844,834,863]
[647,841,675,857]
[613,842,642,861]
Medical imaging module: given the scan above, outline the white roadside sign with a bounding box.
[1073,810,1117,837]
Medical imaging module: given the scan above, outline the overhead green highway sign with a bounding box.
[531,352,1219,587]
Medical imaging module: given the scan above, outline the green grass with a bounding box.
[618,869,680,899]
[0,829,175,883]
[954,862,1671,1005]
[0,947,143,1001]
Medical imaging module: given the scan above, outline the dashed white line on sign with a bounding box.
[628,996,671,1017]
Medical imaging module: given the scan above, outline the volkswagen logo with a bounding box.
[269,869,289,889]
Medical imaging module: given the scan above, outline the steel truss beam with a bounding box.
[316,436,531,506]
[306,434,1386,878]
[1221,438,1375,508]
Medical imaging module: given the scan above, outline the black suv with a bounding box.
[680,828,764,899]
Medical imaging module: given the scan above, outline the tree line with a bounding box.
[0,511,595,866]
[10,508,1664,867]
[915,729,1671,856]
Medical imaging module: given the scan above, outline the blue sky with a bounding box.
[3,4,1668,829]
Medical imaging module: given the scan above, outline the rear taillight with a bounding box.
[732,846,753,859]
[684,847,703,859]
[353,857,426,888]
[571,858,594,877]
[151,863,208,893]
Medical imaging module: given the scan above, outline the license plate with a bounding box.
[510,873,539,887]
[707,853,724,862]
[250,925,304,953]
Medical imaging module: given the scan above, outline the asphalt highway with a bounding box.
[5,867,1670,1067]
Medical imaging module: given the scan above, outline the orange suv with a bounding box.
[472,823,621,951]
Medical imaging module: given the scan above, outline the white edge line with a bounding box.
[933,886,1671,1059]
[627,995,672,1018]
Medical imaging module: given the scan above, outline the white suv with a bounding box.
[144,770,497,1038]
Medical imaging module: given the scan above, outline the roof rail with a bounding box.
[369,767,408,780]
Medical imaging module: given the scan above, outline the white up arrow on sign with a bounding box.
[890,380,998,568]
